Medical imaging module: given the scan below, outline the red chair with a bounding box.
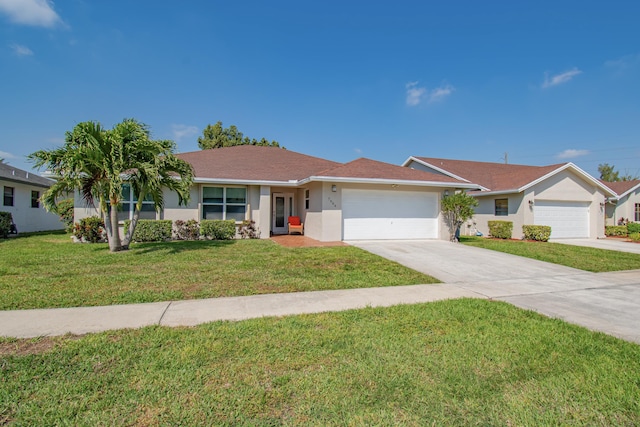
[288,216,304,235]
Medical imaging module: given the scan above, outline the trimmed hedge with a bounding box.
[605,225,628,237]
[0,211,13,238]
[628,222,640,234]
[201,220,236,240]
[629,232,640,242]
[125,219,172,242]
[522,225,551,242]
[488,220,513,239]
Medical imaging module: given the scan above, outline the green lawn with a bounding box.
[461,236,640,272]
[0,232,437,310]
[1,299,638,425]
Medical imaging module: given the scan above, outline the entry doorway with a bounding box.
[272,192,295,234]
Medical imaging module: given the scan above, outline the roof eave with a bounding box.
[519,163,617,196]
[193,177,301,186]
[307,175,481,189]
[402,156,472,183]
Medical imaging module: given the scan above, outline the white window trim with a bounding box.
[202,186,248,222]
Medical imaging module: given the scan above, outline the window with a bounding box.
[202,186,246,221]
[31,191,40,208]
[495,198,508,216]
[636,203,640,222]
[305,189,310,210]
[114,184,156,222]
[3,186,14,206]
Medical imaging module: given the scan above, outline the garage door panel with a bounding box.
[534,201,589,239]
[342,189,438,240]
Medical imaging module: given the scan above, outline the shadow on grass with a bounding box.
[129,239,238,255]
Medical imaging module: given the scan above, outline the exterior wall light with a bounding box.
[331,185,337,192]
[528,200,534,207]
[444,190,449,197]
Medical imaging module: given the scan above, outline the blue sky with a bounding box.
[1,0,639,179]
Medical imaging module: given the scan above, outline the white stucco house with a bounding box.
[0,162,65,233]
[603,180,640,225]
[74,145,480,241]
[403,156,616,239]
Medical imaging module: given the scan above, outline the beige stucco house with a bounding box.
[404,157,615,239]
[603,180,640,225]
[0,162,65,233]
[75,146,479,241]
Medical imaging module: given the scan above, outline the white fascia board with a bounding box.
[519,163,616,197]
[468,189,519,197]
[305,175,480,189]
[193,178,300,187]
[401,156,472,183]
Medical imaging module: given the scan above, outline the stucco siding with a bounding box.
[610,188,640,224]
[472,194,525,238]
[1,179,64,233]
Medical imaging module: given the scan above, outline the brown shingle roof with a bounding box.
[176,145,341,182]
[413,157,568,192]
[317,158,471,184]
[600,179,640,197]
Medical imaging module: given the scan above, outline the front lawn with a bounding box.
[0,232,437,310]
[461,236,640,272]
[1,299,638,425]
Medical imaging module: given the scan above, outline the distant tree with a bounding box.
[0,158,4,163]
[598,163,639,182]
[29,119,194,252]
[441,192,479,242]
[198,121,281,150]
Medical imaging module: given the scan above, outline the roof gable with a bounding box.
[407,156,614,196]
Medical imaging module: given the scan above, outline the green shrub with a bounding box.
[124,220,172,242]
[522,225,551,242]
[629,232,640,242]
[627,222,640,234]
[201,220,236,240]
[55,198,75,233]
[0,211,13,238]
[605,225,628,237]
[238,220,260,239]
[488,220,513,239]
[174,219,200,240]
[73,216,105,243]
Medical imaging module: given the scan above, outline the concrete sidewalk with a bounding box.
[0,284,482,339]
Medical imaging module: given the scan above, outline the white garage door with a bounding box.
[342,189,438,240]
[534,200,589,238]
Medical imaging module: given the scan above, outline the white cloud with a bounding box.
[171,124,199,142]
[406,81,454,106]
[406,81,426,106]
[428,84,454,103]
[556,149,590,159]
[0,0,62,28]
[10,43,33,56]
[605,53,640,73]
[0,150,18,160]
[542,68,582,88]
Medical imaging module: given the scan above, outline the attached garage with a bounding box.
[342,189,439,240]
[534,200,589,238]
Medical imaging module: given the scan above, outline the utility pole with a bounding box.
[502,152,508,164]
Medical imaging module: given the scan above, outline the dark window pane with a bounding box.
[3,186,14,206]
[203,205,223,220]
[140,203,156,212]
[31,191,39,208]
[226,187,246,204]
[203,187,223,203]
[495,199,508,216]
[226,205,246,221]
[122,184,131,200]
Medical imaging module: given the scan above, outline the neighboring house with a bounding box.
[0,162,65,233]
[75,145,479,241]
[403,157,615,239]
[602,180,640,225]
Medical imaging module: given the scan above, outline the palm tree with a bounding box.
[29,119,194,252]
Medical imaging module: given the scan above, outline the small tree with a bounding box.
[441,192,479,242]
[598,163,639,182]
[198,121,281,150]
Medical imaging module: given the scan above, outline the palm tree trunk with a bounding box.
[106,199,124,252]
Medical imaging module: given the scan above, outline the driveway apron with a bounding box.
[349,240,640,344]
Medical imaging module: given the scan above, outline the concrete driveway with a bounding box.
[350,240,640,344]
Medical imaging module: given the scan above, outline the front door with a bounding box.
[272,192,294,234]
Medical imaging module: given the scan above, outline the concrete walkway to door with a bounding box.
[350,240,640,344]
